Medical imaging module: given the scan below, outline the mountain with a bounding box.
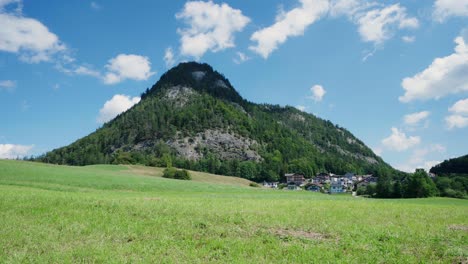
[430,154,468,175]
[38,62,395,182]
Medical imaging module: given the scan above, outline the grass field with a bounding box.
[0,160,467,263]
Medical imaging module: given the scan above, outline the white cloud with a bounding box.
[309,84,326,102]
[247,0,417,59]
[249,0,329,58]
[446,98,468,128]
[381,127,420,152]
[233,51,250,64]
[0,0,20,9]
[446,114,468,129]
[164,47,175,68]
[402,35,415,43]
[355,4,418,45]
[433,0,468,22]
[396,144,446,172]
[400,36,468,102]
[97,94,141,124]
[296,105,306,112]
[56,63,101,78]
[449,98,468,115]
[0,144,33,159]
[372,146,383,156]
[176,1,250,59]
[403,111,430,125]
[0,1,66,63]
[90,2,100,10]
[330,0,364,17]
[329,1,417,60]
[74,65,101,77]
[103,54,155,85]
[0,80,16,91]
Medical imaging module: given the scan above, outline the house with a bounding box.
[355,176,378,190]
[344,172,355,179]
[306,183,322,192]
[285,173,306,186]
[263,181,278,188]
[330,181,344,193]
[287,184,301,190]
[314,173,331,184]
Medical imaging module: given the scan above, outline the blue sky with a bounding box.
[0,0,467,172]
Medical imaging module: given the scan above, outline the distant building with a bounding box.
[344,172,355,179]
[355,176,378,190]
[287,184,301,190]
[263,181,278,188]
[306,183,323,192]
[330,181,344,193]
[285,173,306,186]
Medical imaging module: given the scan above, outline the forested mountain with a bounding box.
[38,62,395,182]
[430,154,468,175]
[430,155,468,198]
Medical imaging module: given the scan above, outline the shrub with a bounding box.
[163,168,191,180]
[249,182,260,188]
[278,183,287,190]
[444,188,465,199]
[174,169,191,180]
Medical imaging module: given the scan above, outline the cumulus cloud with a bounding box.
[445,115,468,129]
[97,94,141,124]
[103,54,155,85]
[330,1,418,44]
[399,35,468,102]
[446,99,468,130]
[381,127,420,152]
[0,144,33,159]
[449,98,468,115]
[0,0,66,63]
[249,0,329,59]
[396,144,446,172]
[233,51,250,64]
[329,0,365,17]
[433,0,468,22]
[164,47,175,68]
[355,4,418,45]
[309,84,326,102]
[176,1,250,59]
[403,111,430,126]
[0,80,16,91]
[249,0,418,59]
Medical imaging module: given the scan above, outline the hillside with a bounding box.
[1,160,467,263]
[38,62,394,181]
[430,154,468,175]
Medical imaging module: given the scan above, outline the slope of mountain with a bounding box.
[38,62,394,181]
[430,154,468,175]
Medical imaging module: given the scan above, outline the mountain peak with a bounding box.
[142,62,245,104]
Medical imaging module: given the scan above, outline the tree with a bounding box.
[376,173,392,198]
[403,169,438,198]
[392,180,402,198]
[162,153,172,168]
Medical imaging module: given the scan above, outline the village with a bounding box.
[263,173,378,194]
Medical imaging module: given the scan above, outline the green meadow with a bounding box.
[0,160,467,263]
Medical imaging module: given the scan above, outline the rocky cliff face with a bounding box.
[167,129,261,161]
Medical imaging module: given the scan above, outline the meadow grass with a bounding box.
[0,160,467,263]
